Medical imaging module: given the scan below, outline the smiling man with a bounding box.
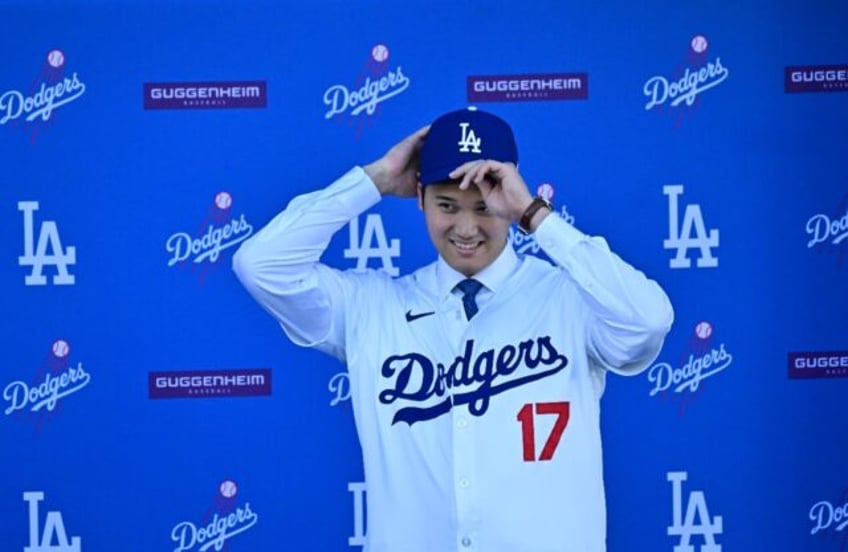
[233,107,674,552]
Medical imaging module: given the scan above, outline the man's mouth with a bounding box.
[451,239,482,254]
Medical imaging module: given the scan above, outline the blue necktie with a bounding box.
[456,279,483,320]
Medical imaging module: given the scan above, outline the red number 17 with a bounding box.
[516,402,570,462]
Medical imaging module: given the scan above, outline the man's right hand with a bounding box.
[363,125,429,198]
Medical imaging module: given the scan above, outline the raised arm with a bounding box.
[232,126,429,359]
[450,159,673,374]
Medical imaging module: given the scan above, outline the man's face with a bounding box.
[418,182,511,277]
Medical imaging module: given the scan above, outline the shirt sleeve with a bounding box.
[532,212,674,375]
[232,166,381,361]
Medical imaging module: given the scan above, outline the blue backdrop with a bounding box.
[2,1,846,551]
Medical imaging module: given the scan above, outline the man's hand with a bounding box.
[449,160,536,222]
[364,125,429,197]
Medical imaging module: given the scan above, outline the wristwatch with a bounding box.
[518,196,553,235]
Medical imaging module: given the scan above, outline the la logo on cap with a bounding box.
[457,122,482,153]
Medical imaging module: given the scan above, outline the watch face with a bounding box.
[519,197,552,234]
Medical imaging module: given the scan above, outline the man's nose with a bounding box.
[453,210,479,237]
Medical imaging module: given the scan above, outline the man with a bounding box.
[233,107,673,552]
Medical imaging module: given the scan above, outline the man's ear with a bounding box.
[417,183,425,210]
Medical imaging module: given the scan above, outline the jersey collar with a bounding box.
[435,243,519,302]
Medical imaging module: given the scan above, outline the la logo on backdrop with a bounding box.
[21,491,82,552]
[663,184,719,269]
[323,43,411,138]
[0,48,86,143]
[165,191,254,284]
[667,471,723,551]
[2,339,91,430]
[643,34,729,126]
[18,200,77,286]
[646,320,733,415]
[169,479,259,552]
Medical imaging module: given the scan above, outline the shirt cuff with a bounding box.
[532,212,586,260]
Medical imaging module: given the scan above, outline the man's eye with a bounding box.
[476,205,490,214]
[438,203,456,212]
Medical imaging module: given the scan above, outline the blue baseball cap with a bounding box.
[418,107,518,185]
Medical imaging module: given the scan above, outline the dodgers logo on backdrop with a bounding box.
[510,182,575,257]
[170,480,259,552]
[323,43,411,137]
[378,336,568,425]
[165,191,254,283]
[3,339,91,423]
[22,491,81,552]
[809,488,848,548]
[667,471,723,551]
[647,321,733,412]
[329,372,351,407]
[0,49,86,143]
[663,184,719,268]
[805,195,848,266]
[643,35,729,123]
[348,482,367,547]
[18,201,77,286]
[343,213,401,276]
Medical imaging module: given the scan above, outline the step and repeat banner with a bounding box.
[1,1,846,551]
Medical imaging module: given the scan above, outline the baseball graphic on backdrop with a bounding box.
[694,321,713,340]
[215,191,232,210]
[52,339,70,358]
[537,183,555,202]
[47,49,65,68]
[219,480,238,498]
[691,35,708,54]
[371,44,389,63]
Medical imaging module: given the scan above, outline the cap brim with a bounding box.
[418,165,456,186]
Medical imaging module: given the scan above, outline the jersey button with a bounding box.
[461,536,472,547]
[459,478,469,488]
[456,419,467,429]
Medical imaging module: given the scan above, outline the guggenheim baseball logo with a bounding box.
[144,81,267,109]
[789,352,848,380]
[785,64,848,93]
[467,72,588,102]
[170,480,258,552]
[149,369,271,399]
[1,49,86,142]
[3,339,90,422]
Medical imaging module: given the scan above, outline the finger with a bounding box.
[448,160,482,182]
[451,160,485,190]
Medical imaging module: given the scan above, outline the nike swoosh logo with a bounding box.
[405,310,436,322]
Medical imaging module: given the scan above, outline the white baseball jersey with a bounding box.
[233,167,673,552]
